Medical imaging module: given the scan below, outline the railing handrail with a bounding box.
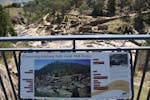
[0,46,150,51]
[0,34,150,41]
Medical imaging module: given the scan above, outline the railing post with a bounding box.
[137,50,150,100]
[128,50,134,100]
[13,51,19,74]
[0,75,8,100]
[131,50,139,100]
[1,51,18,100]
[132,50,139,77]
[73,39,76,52]
[18,52,21,100]
[147,89,150,100]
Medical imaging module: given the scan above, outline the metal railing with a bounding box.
[0,34,150,100]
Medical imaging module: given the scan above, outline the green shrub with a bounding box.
[0,42,14,48]
[0,42,14,63]
[0,5,17,36]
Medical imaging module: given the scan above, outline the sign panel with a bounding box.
[20,52,131,99]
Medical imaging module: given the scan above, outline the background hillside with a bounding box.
[0,0,149,37]
[35,61,90,78]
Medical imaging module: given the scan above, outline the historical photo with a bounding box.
[34,59,91,98]
[110,53,128,67]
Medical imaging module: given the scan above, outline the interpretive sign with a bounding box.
[20,52,131,99]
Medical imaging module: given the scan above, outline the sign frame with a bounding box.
[19,52,132,100]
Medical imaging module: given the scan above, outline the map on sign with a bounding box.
[20,52,132,99]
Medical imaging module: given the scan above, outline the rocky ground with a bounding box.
[35,74,90,97]
[14,23,143,49]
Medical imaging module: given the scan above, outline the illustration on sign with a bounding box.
[34,59,91,97]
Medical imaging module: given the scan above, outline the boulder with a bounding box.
[98,25,108,30]
[79,26,92,33]
[12,16,27,25]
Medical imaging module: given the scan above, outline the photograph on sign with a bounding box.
[34,59,91,98]
[20,52,131,99]
[110,54,128,67]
